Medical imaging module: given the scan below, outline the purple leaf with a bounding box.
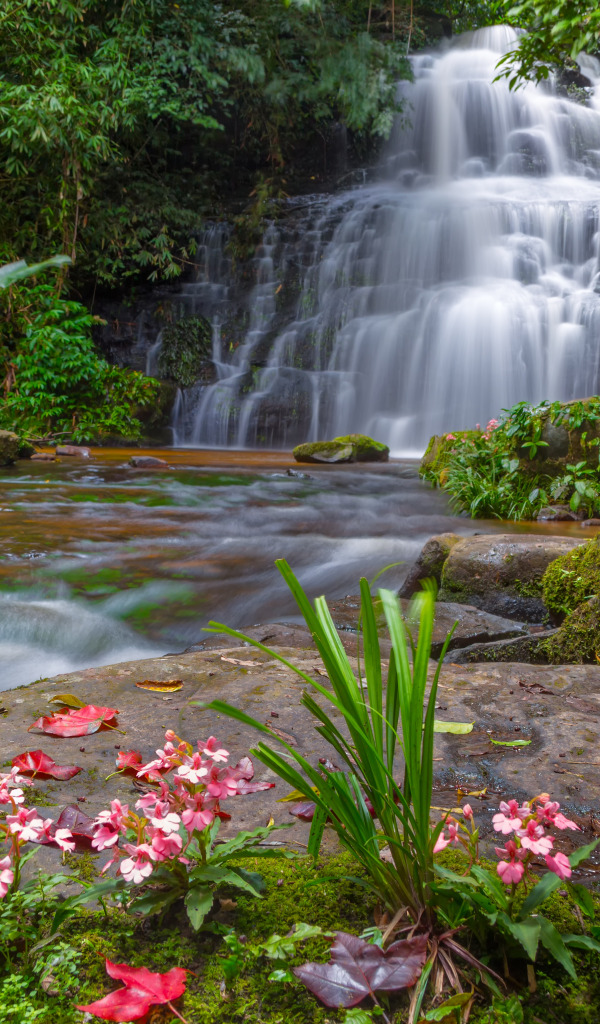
[294,931,428,1008]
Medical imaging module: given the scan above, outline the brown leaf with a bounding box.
[220,656,256,667]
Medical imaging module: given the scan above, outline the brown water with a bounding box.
[0,448,591,690]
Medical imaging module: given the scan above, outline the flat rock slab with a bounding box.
[3,644,600,879]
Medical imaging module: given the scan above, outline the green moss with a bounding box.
[542,538,600,617]
[158,316,213,388]
[293,434,389,464]
[62,850,100,884]
[419,430,479,485]
[514,577,544,600]
[541,595,600,663]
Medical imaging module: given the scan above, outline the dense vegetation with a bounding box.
[1,0,599,441]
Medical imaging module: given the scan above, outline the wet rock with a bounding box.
[445,630,557,664]
[286,468,311,479]
[581,518,600,527]
[56,445,91,457]
[129,455,169,468]
[293,434,389,464]
[399,533,462,597]
[0,430,20,466]
[535,505,579,522]
[31,453,57,462]
[439,534,583,621]
[4,648,600,872]
[326,594,526,657]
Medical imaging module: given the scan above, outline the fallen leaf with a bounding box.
[76,959,187,1021]
[433,721,473,734]
[135,679,183,692]
[28,705,119,737]
[490,738,532,748]
[518,681,553,696]
[220,656,255,667]
[294,931,428,1008]
[265,724,297,745]
[11,750,82,780]
[47,693,86,709]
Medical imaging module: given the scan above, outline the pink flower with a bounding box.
[496,840,526,884]
[200,737,229,763]
[6,808,45,843]
[119,843,154,884]
[91,825,120,851]
[0,856,14,899]
[181,801,215,833]
[150,810,181,835]
[519,824,553,857]
[433,822,460,853]
[545,850,571,880]
[537,801,579,831]
[486,419,499,431]
[207,775,238,800]
[445,433,457,441]
[492,799,528,835]
[462,804,473,820]
[0,787,25,806]
[54,828,75,853]
[95,799,129,833]
[177,752,209,785]
[149,830,183,861]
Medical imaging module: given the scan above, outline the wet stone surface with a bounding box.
[4,636,600,879]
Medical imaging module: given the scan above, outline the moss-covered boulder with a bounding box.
[439,534,583,621]
[0,429,22,465]
[541,595,600,663]
[158,316,214,388]
[293,434,389,464]
[542,537,600,618]
[420,430,478,483]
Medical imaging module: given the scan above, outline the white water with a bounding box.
[174,27,600,454]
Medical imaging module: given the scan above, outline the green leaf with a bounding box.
[433,721,473,734]
[307,802,328,859]
[185,885,214,931]
[567,882,595,919]
[563,934,600,953]
[268,968,295,984]
[50,877,124,933]
[423,991,473,1021]
[520,871,562,916]
[538,915,577,980]
[569,839,599,868]
[497,913,541,960]
[490,738,531,747]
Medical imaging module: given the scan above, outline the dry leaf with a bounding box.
[135,679,183,692]
[220,656,255,667]
[48,693,85,708]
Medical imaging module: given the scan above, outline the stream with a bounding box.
[0,449,592,691]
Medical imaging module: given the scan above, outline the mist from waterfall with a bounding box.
[174,26,600,455]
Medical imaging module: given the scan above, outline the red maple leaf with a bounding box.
[28,705,119,737]
[76,959,188,1022]
[11,750,82,780]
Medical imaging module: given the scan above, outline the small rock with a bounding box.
[129,455,169,468]
[536,505,579,522]
[31,453,57,461]
[581,518,600,527]
[286,468,311,479]
[55,445,90,457]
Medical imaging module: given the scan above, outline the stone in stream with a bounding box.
[129,455,169,468]
[31,453,57,462]
[0,429,20,466]
[293,434,389,464]
[5,643,600,878]
[439,534,583,621]
[399,532,462,597]
[56,445,91,457]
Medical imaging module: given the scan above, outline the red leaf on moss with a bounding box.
[76,959,187,1021]
[12,750,82,780]
[294,931,428,1008]
[28,705,118,737]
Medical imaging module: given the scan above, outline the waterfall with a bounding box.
[176,26,600,455]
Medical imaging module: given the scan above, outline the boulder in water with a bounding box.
[293,434,389,464]
[129,455,169,468]
[0,430,20,466]
[56,445,91,457]
[399,532,462,597]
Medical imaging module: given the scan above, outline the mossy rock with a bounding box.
[420,430,479,483]
[0,429,21,465]
[542,537,600,618]
[158,316,214,388]
[293,433,389,464]
[541,594,600,663]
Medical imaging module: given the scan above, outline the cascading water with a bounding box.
[177,26,600,454]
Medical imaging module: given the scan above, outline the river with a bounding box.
[1,448,592,691]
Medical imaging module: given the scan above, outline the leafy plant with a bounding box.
[550,463,600,518]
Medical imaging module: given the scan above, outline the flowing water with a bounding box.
[1,450,594,691]
[171,26,600,455]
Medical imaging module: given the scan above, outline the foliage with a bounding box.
[158,316,213,388]
[541,537,600,616]
[0,0,410,290]
[497,0,600,89]
[421,401,600,521]
[541,594,600,663]
[0,277,160,442]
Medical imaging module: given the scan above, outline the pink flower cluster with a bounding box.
[481,418,500,441]
[91,732,273,885]
[0,768,75,899]
[435,793,579,886]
